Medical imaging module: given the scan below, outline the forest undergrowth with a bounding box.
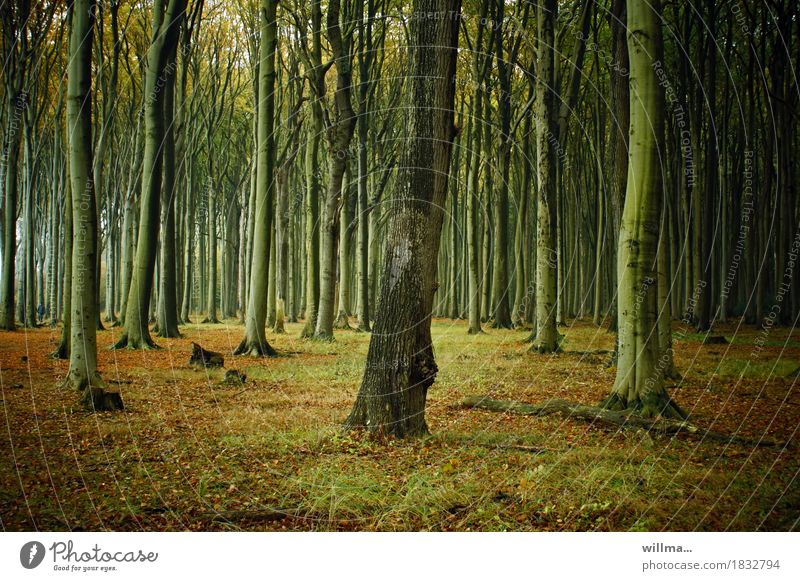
[1,319,797,531]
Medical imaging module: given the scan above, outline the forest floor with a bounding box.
[1,317,798,531]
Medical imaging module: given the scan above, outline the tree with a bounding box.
[602,0,684,419]
[0,0,31,330]
[531,0,559,353]
[65,0,121,410]
[313,0,357,341]
[155,18,182,338]
[235,0,278,357]
[114,0,187,349]
[345,0,462,438]
[354,0,375,333]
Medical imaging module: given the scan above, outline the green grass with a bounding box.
[0,318,797,531]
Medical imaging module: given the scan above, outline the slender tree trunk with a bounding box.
[602,0,684,419]
[235,0,277,357]
[300,123,321,338]
[66,0,121,410]
[273,165,289,333]
[114,0,186,349]
[54,158,73,359]
[531,0,559,353]
[334,167,352,329]
[355,0,374,332]
[490,0,513,329]
[314,0,357,341]
[204,178,219,323]
[156,43,181,337]
[0,51,26,329]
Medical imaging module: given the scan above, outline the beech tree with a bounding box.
[531,0,559,353]
[602,0,684,418]
[65,0,121,410]
[345,0,461,437]
[236,0,278,357]
[114,0,186,349]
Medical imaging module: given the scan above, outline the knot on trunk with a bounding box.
[411,354,438,392]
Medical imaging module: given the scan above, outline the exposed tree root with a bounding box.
[80,387,124,411]
[156,328,181,339]
[467,327,485,335]
[600,391,688,420]
[189,342,225,368]
[110,334,159,350]
[66,373,124,412]
[459,395,785,448]
[333,312,352,330]
[233,338,277,357]
[529,342,562,354]
[51,343,69,360]
[299,321,316,339]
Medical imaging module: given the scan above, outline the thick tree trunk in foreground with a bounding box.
[602,0,684,419]
[236,0,277,357]
[66,0,122,410]
[345,0,461,438]
[605,0,629,334]
[531,0,559,353]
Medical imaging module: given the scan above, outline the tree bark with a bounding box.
[66,0,121,410]
[114,0,186,349]
[602,0,684,419]
[345,0,461,438]
[235,0,277,357]
[531,0,559,353]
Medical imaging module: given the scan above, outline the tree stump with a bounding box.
[221,370,247,385]
[81,388,124,411]
[189,342,224,369]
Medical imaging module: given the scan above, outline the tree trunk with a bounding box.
[345,0,461,438]
[300,122,321,338]
[355,0,374,332]
[156,42,181,338]
[314,0,357,341]
[235,0,277,357]
[114,0,186,349]
[66,0,121,410]
[490,0,513,329]
[334,166,352,329]
[531,0,559,353]
[602,0,684,419]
